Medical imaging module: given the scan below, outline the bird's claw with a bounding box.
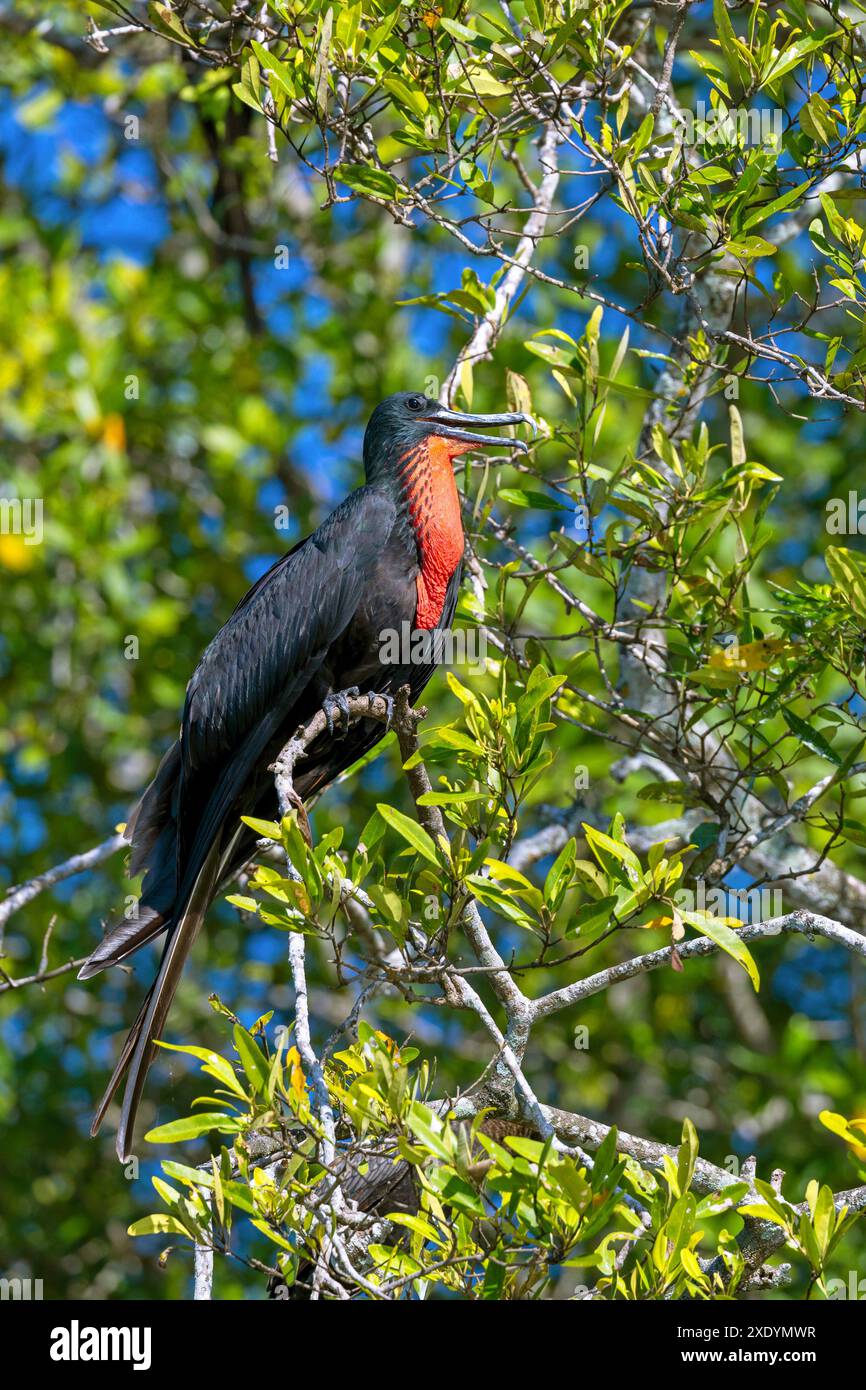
[323,686,359,738]
[368,691,395,730]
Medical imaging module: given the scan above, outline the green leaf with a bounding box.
[222,1181,256,1215]
[127,1214,195,1238]
[637,781,703,806]
[679,910,760,990]
[226,893,260,914]
[464,71,511,98]
[439,17,493,51]
[249,40,295,98]
[725,235,777,260]
[583,823,643,883]
[782,708,841,766]
[144,1113,244,1144]
[147,2,198,46]
[416,790,489,805]
[367,883,408,944]
[696,1182,750,1217]
[543,837,576,907]
[690,164,734,186]
[386,1212,442,1242]
[356,807,387,855]
[406,1107,453,1162]
[376,803,441,866]
[765,35,831,87]
[566,895,619,938]
[712,0,746,89]
[338,165,399,200]
[813,1184,836,1258]
[240,815,281,840]
[233,1024,270,1097]
[677,1117,699,1196]
[155,1041,247,1099]
[742,182,810,232]
[250,1220,296,1251]
[498,488,563,510]
[666,1192,697,1256]
[383,77,429,118]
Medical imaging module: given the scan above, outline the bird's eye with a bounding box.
[407,395,425,411]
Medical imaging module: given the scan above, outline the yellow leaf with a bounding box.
[0,535,34,572]
[483,858,535,891]
[707,638,793,672]
[102,412,126,452]
[286,1045,305,1100]
[680,1247,705,1281]
[446,671,475,705]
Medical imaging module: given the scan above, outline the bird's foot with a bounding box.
[323,686,360,738]
[367,691,395,730]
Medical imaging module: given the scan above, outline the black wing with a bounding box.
[175,484,397,883]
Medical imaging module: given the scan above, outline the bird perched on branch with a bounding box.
[80,392,532,1159]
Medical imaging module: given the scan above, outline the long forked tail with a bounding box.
[91,843,222,1161]
[88,711,284,1157]
[89,983,155,1138]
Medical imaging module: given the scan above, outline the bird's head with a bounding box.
[363,391,534,482]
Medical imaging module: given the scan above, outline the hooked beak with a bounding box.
[421,406,535,453]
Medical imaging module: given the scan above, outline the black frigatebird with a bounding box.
[80,391,532,1159]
